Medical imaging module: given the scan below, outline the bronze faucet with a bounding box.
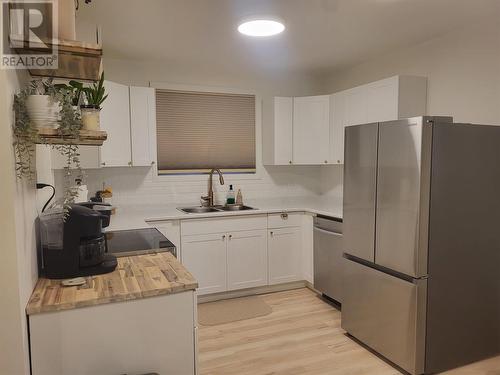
[201,168,225,206]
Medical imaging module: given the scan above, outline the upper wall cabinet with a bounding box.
[129,86,157,167]
[330,75,427,164]
[293,95,330,165]
[51,82,157,169]
[263,95,330,166]
[100,81,132,167]
[264,75,427,166]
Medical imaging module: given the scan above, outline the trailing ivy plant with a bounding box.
[13,78,84,216]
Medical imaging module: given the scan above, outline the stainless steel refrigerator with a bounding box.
[342,116,500,375]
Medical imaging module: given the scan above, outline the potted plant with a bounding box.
[14,78,84,214]
[25,79,61,129]
[55,80,85,109]
[81,72,107,130]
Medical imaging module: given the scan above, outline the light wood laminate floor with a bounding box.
[198,288,500,375]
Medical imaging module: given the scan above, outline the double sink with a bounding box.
[179,205,255,214]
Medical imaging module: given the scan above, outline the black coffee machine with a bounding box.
[39,203,117,279]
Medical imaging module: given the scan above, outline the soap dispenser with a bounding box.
[226,185,235,205]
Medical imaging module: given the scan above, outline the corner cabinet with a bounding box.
[292,95,330,165]
[264,75,427,166]
[51,82,157,169]
[330,75,427,164]
[263,95,330,166]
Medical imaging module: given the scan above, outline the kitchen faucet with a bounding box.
[201,168,225,207]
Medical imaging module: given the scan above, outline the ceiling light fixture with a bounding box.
[237,18,285,37]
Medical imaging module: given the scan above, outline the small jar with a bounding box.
[80,105,101,130]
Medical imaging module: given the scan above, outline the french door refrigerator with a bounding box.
[342,116,500,375]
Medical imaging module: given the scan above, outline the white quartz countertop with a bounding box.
[107,196,343,231]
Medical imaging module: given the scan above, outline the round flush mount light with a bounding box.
[237,18,285,37]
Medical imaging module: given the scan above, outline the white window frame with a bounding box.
[149,82,263,182]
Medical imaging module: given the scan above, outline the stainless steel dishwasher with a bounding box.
[313,216,343,303]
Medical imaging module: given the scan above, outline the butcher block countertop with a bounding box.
[26,252,198,315]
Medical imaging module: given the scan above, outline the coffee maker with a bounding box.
[39,203,117,279]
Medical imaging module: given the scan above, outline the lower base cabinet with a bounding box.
[182,233,227,295]
[180,214,308,296]
[182,229,268,295]
[29,291,197,375]
[268,227,302,284]
[227,230,268,290]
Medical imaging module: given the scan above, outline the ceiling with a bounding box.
[76,0,500,76]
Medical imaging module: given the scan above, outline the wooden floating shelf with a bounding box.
[36,127,107,146]
[10,35,103,81]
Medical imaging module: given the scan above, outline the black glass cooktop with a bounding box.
[105,228,176,257]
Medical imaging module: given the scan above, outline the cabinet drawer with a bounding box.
[181,215,267,236]
[268,212,302,228]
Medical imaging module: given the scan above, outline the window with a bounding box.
[155,89,256,174]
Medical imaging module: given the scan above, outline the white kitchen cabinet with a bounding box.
[264,95,330,166]
[181,233,227,295]
[263,97,293,165]
[181,216,268,295]
[330,75,427,164]
[100,80,132,167]
[29,291,196,375]
[268,226,302,285]
[130,86,157,167]
[292,95,330,165]
[51,145,101,169]
[51,82,157,170]
[227,229,268,290]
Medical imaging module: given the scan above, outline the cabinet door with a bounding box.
[365,77,399,123]
[268,227,302,285]
[130,86,157,167]
[181,233,227,295]
[292,95,330,164]
[227,230,268,290]
[330,93,346,164]
[51,145,100,169]
[272,97,293,165]
[345,87,368,127]
[99,81,132,167]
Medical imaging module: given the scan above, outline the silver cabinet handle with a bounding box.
[280,213,288,220]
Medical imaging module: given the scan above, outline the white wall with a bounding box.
[0,68,35,375]
[320,19,500,198]
[54,57,326,205]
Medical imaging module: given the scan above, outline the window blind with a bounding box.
[155,89,256,173]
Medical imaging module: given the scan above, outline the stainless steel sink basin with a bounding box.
[178,205,256,214]
[178,206,221,214]
[218,205,255,211]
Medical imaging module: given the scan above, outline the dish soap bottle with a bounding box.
[226,185,235,205]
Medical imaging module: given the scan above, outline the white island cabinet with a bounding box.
[27,253,198,375]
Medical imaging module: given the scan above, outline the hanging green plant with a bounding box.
[13,78,84,216]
